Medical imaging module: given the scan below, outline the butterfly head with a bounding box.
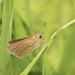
[39,33,44,40]
[35,33,44,43]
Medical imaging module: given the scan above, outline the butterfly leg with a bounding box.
[35,49,38,56]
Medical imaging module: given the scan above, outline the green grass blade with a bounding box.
[20,19,75,75]
[0,0,14,75]
[20,38,53,75]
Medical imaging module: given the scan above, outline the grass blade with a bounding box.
[0,0,14,75]
[20,19,75,75]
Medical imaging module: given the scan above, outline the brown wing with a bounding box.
[9,36,32,44]
[7,36,36,58]
[14,41,35,58]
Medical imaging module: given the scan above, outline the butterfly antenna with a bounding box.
[41,22,46,33]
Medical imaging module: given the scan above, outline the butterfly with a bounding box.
[7,33,44,58]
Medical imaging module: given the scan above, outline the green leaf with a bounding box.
[0,0,14,75]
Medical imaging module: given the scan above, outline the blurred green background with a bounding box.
[0,0,75,75]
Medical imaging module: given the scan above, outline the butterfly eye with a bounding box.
[39,35,42,38]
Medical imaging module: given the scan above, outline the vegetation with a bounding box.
[0,0,75,75]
